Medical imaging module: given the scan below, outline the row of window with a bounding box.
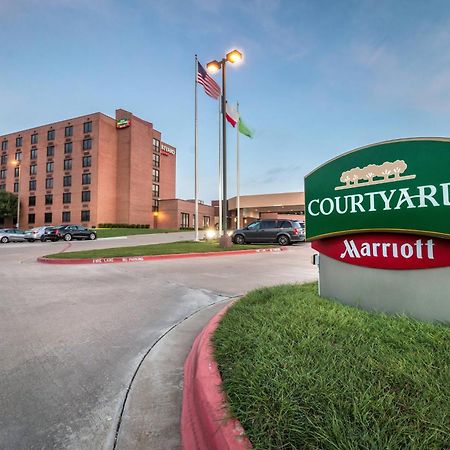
[180,213,210,229]
[2,173,92,192]
[1,140,93,163]
[153,153,160,167]
[0,157,92,178]
[1,122,93,150]
[28,191,91,205]
[27,210,90,224]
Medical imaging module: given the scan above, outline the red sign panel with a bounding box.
[311,233,450,270]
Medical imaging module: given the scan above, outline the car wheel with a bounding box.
[234,234,245,245]
[1,236,9,243]
[64,234,72,241]
[277,234,290,246]
[89,233,96,240]
[28,239,35,243]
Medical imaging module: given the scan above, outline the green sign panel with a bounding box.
[305,139,450,240]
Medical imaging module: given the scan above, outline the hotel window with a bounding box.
[30,148,37,160]
[1,155,7,164]
[81,210,90,222]
[45,178,53,189]
[63,175,72,187]
[0,169,5,179]
[82,173,91,185]
[152,183,159,198]
[181,212,189,228]
[47,129,55,141]
[65,126,73,137]
[46,162,54,173]
[45,194,53,205]
[81,190,90,202]
[1,140,7,151]
[63,192,71,204]
[153,153,160,167]
[64,142,72,154]
[152,168,159,182]
[16,137,22,147]
[29,196,36,206]
[15,152,22,161]
[29,180,36,191]
[14,167,19,177]
[203,216,210,228]
[152,198,159,212]
[82,156,91,167]
[63,159,72,170]
[28,214,35,224]
[44,212,52,223]
[47,145,54,157]
[31,133,38,144]
[14,182,19,193]
[83,121,92,133]
[83,138,92,150]
[62,211,71,222]
[0,184,5,191]
[153,138,160,152]
[30,164,37,175]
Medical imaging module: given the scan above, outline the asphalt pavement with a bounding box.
[0,231,317,449]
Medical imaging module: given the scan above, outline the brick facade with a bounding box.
[0,109,177,229]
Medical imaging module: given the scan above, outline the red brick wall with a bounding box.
[158,199,215,229]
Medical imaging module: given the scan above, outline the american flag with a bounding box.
[197,61,221,99]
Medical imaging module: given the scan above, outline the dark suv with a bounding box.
[43,225,97,242]
[232,220,305,246]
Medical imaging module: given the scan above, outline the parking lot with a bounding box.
[0,232,317,449]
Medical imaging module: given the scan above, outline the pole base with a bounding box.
[219,234,233,248]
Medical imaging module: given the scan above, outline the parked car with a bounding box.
[0,228,27,243]
[40,227,60,242]
[44,225,97,241]
[232,220,305,246]
[24,226,51,242]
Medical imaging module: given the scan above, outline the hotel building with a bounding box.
[0,108,214,229]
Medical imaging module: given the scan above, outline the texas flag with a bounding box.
[225,103,239,127]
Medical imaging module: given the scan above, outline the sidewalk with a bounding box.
[114,299,232,450]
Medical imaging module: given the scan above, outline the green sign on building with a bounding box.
[305,138,450,241]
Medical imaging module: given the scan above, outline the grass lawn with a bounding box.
[45,240,275,259]
[94,227,179,238]
[213,283,450,450]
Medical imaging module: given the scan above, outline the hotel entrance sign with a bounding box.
[305,139,450,241]
[305,138,450,322]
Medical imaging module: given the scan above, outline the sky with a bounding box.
[1,0,450,203]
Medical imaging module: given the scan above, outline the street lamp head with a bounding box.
[226,49,243,64]
[11,160,20,167]
[206,60,221,73]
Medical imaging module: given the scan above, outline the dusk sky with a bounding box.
[1,0,450,202]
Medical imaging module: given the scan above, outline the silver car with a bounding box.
[24,226,50,242]
[0,228,27,243]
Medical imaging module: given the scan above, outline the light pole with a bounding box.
[207,49,243,246]
[11,160,20,228]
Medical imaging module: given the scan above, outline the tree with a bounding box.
[0,191,18,219]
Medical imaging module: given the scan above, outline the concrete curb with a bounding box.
[181,304,252,450]
[36,247,287,265]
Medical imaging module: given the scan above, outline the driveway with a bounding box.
[0,232,317,449]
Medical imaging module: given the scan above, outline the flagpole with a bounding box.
[218,100,223,237]
[194,55,199,241]
[236,101,240,230]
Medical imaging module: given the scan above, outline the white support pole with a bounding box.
[194,55,199,241]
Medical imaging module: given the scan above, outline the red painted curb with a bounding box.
[181,304,252,450]
[36,247,287,265]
